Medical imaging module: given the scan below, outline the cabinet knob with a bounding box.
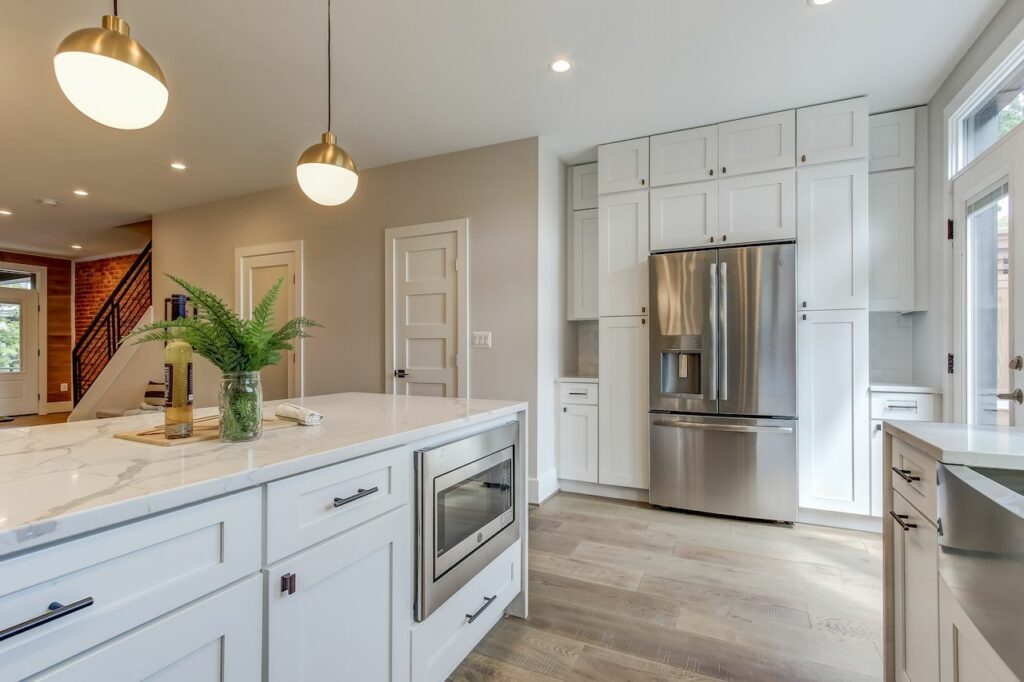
[802,314,807,321]
[281,573,297,595]
[641,319,646,325]
[563,407,567,413]
[801,154,807,163]
[641,306,646,313]
[640,178,646,186]
[709,169,714,177]
[802,301,807,308]
[709,236,715,243]
[721,166,727,174]
[721,235,727,242]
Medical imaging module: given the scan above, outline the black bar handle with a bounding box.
[334,486,379,508]
[465,595,497,624]
[0,597,94,643]
[889,511,917,531]
[891,467,921,483]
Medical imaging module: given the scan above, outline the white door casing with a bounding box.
[385,219,468,398]
[0,260,47,414]
[0,288,39,416]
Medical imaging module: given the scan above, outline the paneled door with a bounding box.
[598,190,649,317]
[718,169,796,244]
[650,181,719,251]
[718,111,795,177]
[598,138,649,194]
[598,316,649,489]
[0,288,39,415]
[385,220,468,398]
[650,125,718,187]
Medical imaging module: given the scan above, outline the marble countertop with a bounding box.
[870,383,942,394]
[0,392,526,559]
[884,420,1024,470]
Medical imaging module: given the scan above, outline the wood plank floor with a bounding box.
[449,492,883,682]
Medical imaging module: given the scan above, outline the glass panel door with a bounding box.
[435,455,512,557]
[0,300,23,373]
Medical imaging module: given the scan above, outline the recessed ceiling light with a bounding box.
[549,58,572,73]
[73,189,89,197]
[170,161,187,171]
[0,210,12,217]
[70,244,83,250]
[808,0,834,5]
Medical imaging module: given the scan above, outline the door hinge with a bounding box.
[281,573,296,595]
[292,274,296,284]
[947,353,955,374]
[37,349,40,357]
[947,219,954,240]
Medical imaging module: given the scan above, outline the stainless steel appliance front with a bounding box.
[415,422,519,621]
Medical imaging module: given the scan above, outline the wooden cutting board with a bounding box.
[114,415,296,446]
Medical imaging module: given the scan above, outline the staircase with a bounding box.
[72,242,152,404]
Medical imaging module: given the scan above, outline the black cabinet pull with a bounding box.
[721,166,727,174]
[709,169,714,176]
[0,597,94,643]
[891,467,921,483]
[281,573,297,595]
[889,511,916,531]
[466,595,497,624]
[334,486,379,508]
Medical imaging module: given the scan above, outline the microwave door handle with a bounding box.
[719,261,727,402]
[709,262,718,401]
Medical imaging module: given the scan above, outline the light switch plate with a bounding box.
[60,383,68,392]
[472,331,492,349]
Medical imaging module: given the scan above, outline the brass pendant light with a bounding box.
[54,0,168,130]
[297,0,358,206]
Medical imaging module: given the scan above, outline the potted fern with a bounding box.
[126,274,320,442]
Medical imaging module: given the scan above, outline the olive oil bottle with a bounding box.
[164,294,194,438]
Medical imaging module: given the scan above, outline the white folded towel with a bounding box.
[275,403,325,426]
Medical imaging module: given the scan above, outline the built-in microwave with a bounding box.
[414,422,519,621]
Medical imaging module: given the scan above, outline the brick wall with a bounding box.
[75,254,140,342]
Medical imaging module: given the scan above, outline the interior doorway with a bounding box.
[0,288,40,416]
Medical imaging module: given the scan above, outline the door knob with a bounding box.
[1011,355,1023,371]
[997,388,1024,405]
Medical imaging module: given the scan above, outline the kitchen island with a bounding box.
[0,392,529,681]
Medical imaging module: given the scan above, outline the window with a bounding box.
[0,270,35,290]
[962,62,1024,167]
[0,301,23,373]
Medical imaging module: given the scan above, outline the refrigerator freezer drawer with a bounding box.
[649,414,797,523]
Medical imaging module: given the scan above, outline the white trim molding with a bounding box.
[556,479,649,503]
[529,468,559,505]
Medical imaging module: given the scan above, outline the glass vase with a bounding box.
[219,371,263,442]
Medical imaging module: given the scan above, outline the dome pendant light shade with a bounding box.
[297,132,359,206]
[54,15,168,130]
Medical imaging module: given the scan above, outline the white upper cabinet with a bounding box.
[719,111,796,177]
[718,169,796,244]
[797,160,868,310]
[650,126,719,186]
[599,316,649,489]
[869,169,916,312]
[870,109,916,172]
[568,208,599,320]
[797,97,869,166]
[650,181,719,251]
[599,190,649,317]
[598,138,649,194]
[572,163,599,210]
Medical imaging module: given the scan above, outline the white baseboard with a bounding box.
[557,478,649,503]
[798,507,882,533]
[529,468,560,505]
[46,401,73,413]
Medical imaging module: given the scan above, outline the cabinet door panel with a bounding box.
[871,420,883,517]
[598,138,649,194]
[869,169,916,311]
[598,317,649,489]
[558,404,598,483]
[798,309,869,515]
[892,493,938,682]
[797,160,868,310]
[599,191,649,316]
[719,169,795,244]
[569,209,599,320]
[650,126,718,186]
[572,163,599,210]
[650,181,719,251]
[870,109,916,172]
[719,111,795,176]
[797,98,868,166]
[939,578,1017,682]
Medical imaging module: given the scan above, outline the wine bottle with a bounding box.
[164,294,194,439]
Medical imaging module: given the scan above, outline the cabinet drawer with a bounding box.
[559,382,598,405]
[891,437,938,524]
[0,490,261,681]
[411,540,521,682]
[266,446,411,562]
[871,392,937,421]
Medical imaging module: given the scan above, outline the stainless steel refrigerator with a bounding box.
[648,243,797,523]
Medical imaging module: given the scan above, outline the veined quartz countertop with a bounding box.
[884,420,1024,470]
[0,392,526,559]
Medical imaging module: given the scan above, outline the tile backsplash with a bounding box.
[869,312,914,384]
[576,320,599,376]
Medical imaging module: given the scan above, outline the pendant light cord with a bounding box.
[327,0,332,133]
[113,0,118,15]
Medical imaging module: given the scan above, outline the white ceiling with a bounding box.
[0,0,1004,258]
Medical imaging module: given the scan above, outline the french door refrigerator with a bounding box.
[649,243,797,522]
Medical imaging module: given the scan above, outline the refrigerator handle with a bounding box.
[709,262,718,401]
[652,420,794,434]
[719,261,728,402]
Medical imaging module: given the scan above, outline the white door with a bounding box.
[892,493,939,682]
[237,249,299,400]
[952,129,1024,425]
[598,316,649,489]
[870,109,917,172]
[718,169,796,244]
[569,209,599,320]
[558,403,598,483]
[870,169,917,311]
[598,138,649,194]
[266,507,411,682]
[0,288,39,415]
[650,125,719,187]
[385,220,467,398]
[718,110,795,177]
[797,97,869,167]
[571,163,599,210]
[598,190,649,317]
[650,181,719,251]
[798,308,869,515]
[797,160,869,310]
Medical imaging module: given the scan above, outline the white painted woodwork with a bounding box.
[871,391,938,423]
[650,126,719,186]
[718,110,795,177]
[265,506,412,682]
[558,381,598,406]
[871,420,884,518]
[598,138,649,194]
[571,163,599,210]
[869,169,916,312]
[870,109,917,172]
[0,490,261,681]
[939,578,1018,682]
[0,288,39,416]
[650,181,719,251]
[718,169,796,244]
[31,576,263,681]
[797,98,869,166]
[797,160,869,310]
[558,403,599,483]
[892,491,939,682]
[598,316,649,489]
[798,309,869,515]
[598,190,649,317]
[264,446,411,563]
[568,209,599,320]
